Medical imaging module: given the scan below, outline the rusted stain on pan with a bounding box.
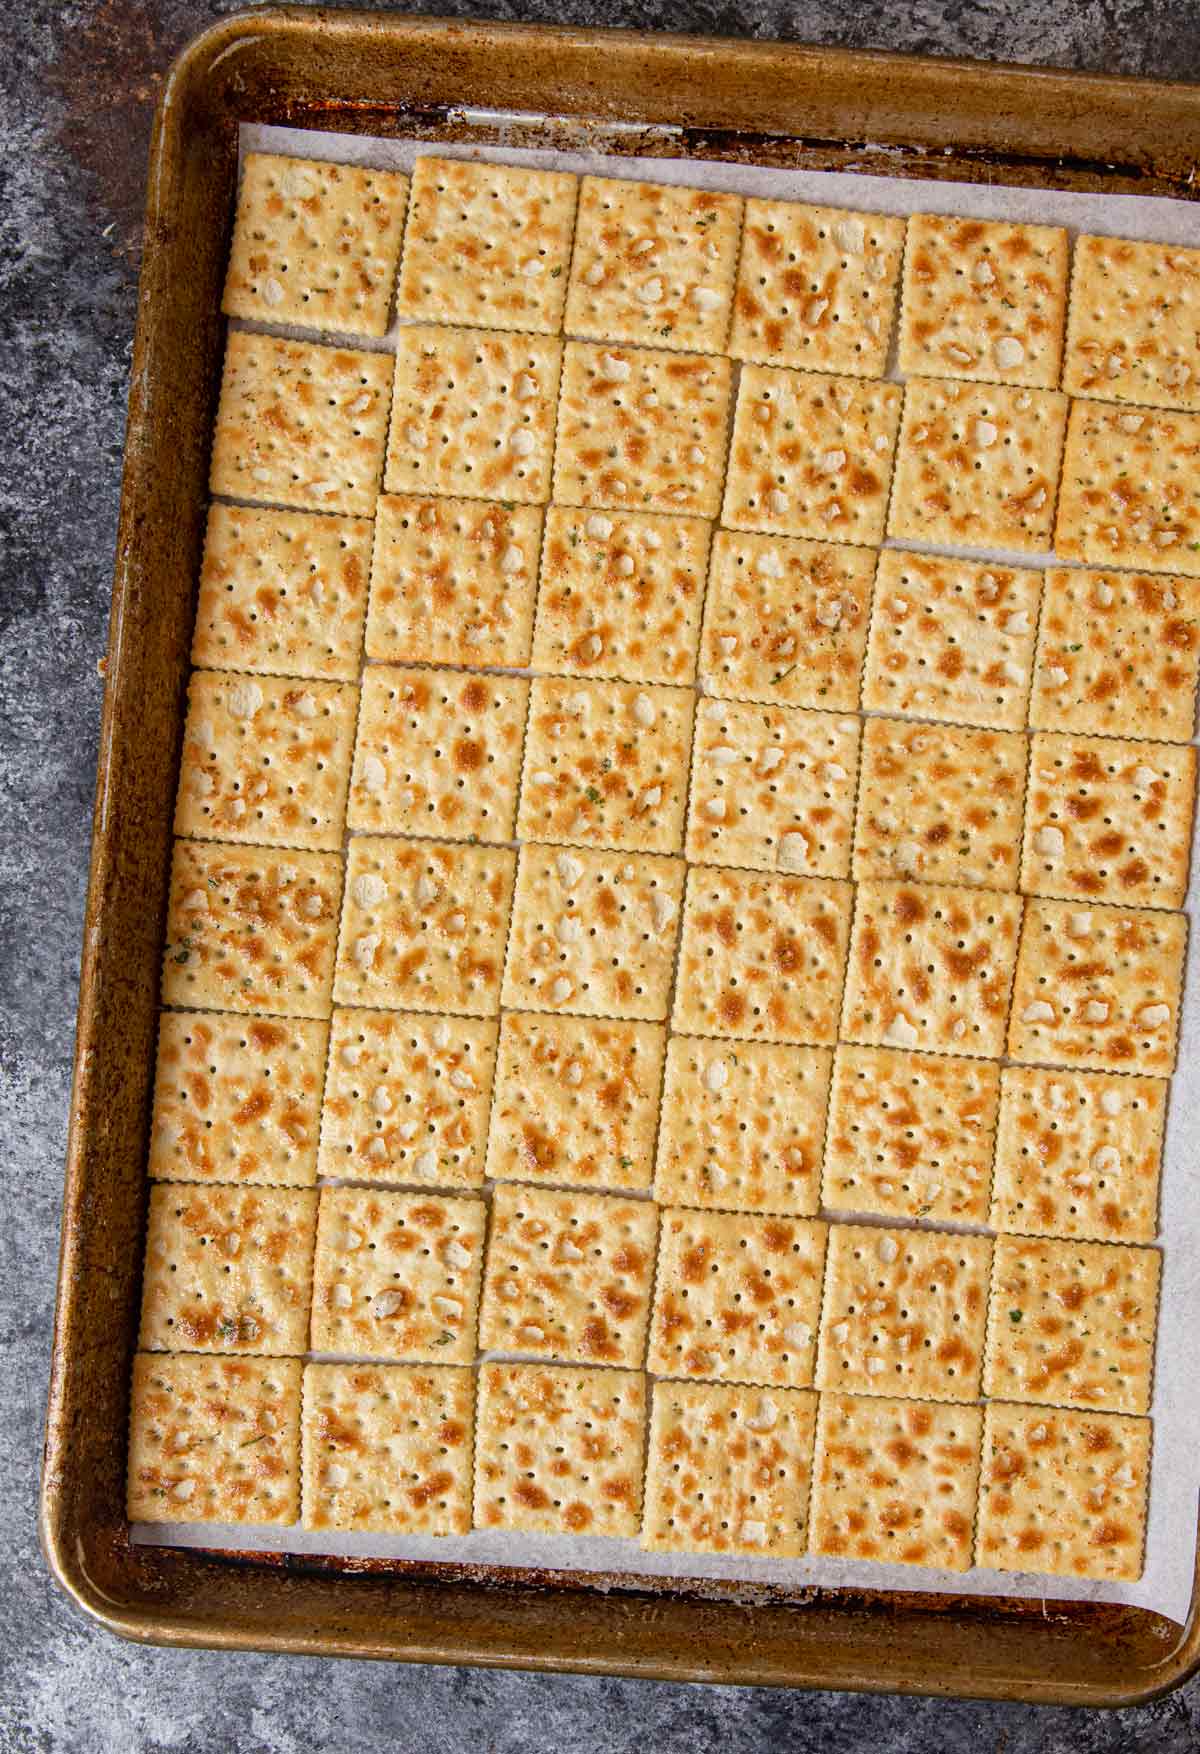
[39,5,1200,1700]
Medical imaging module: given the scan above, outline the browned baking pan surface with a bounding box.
[39,5,1200,1701]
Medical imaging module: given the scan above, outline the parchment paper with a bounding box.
[133,118,1200,1628]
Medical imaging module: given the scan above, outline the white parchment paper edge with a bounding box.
[132,119,1200,1630]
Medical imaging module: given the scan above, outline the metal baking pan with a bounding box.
[39,4,1200,1701]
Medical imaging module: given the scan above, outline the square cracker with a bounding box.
[647,1208,828,1389]
[983,1234,1160,1415]
[815,1224,993,1404]
[888,377,1067,553]
[1029,567,1200,742]
[318,1008,497,1190]
[365,494,542,668]
[127,1354,302,1525]
[310,1187,485,1364]
[395,156,576,334]
[518,675,693,856]
[501,844,684,1023]
[686,698,859,877]
[642,1379,817,1557]
[148,1011,328,1188]
[191,504,372,682]
[853,717,1027,890]
[138,1183,317,1356]
[990,1065,1167,1245]
[477,1183,658,1368]
[653,1036,830,1217]
[1054,401,1200,576]
[730,200,905,377]
[302,1361,473,1534]
[1064,234,1200,412]
[333,837,515,1018]
[531,506,711,686]
[384,326,561,503]
[1021,732,1196,911]
[553,342,732,519]
[840,879,1023,1061]
[976,1402,1151,1581]
[822,1044,999,1226]
[1007,898,1186,1076]
[484,1013,665,1193]
[223,153,409,338]
[564,177,742,354]
[348,665,528,843]
[898,214,1069,389]
[722,366,901,545]
[210,332,392,517]
[174,671,356,853]
[473,1362,646,1537]
[861,551,1040,732]
[161,840,342,1020]
[698,532,875,712]
[809,1394,983,1571]
[672,865,853,1045]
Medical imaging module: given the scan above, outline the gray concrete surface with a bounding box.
[4,1,1200,1747]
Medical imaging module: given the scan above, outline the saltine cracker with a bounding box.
[686,698,860,878]
[518,676,694,856]
[531,506,711,686]
[396,156,576,333]
[699,532,875,712]
[192,505,372,682]
[815,1224,993,1404]
[223,153,409,337]
[672,865,854,1045]
[366,494,542,669]
[485,1013,665,1193]
[477,1183,658,1368]
[138,1184,317,1356]
[990,1066,1166,1245]
[333,837,516,1017]
[731,200,905,377]
[861,551,1040,732]
[128,1354,302,1525]
[348,665,529,844]
[318,1008,497,1190]
[148,1011,328,1188]
[983,1234,1160,1415]
[840,879,1023,1061]
[722,366,901,545]
[210,332,391,517]
[822,1044,999,1226]
[809,1394,982,1571]
[652,1036,831,1217]
[473,1362,646,1537]
[501,844,685,1023]
[161,840,342,1020]
[1007,898,1186,1076]
[310,1187,485,1364]
[647,1208,828,1389]
[565,177,742,353]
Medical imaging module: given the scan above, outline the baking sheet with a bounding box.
[133,120,1200,1629]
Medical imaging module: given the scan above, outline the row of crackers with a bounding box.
[195,499,1200,744]
[135,1184,1159,1420]
[148,1003,1170,1246]
[211,317,1200,577]
[126,1355,1150,1581]
[161,837,1187,1076]
[227,151,1200,423]
[171,661,1198,908]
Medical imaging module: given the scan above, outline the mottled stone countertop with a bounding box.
[4,1,1200,1747]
